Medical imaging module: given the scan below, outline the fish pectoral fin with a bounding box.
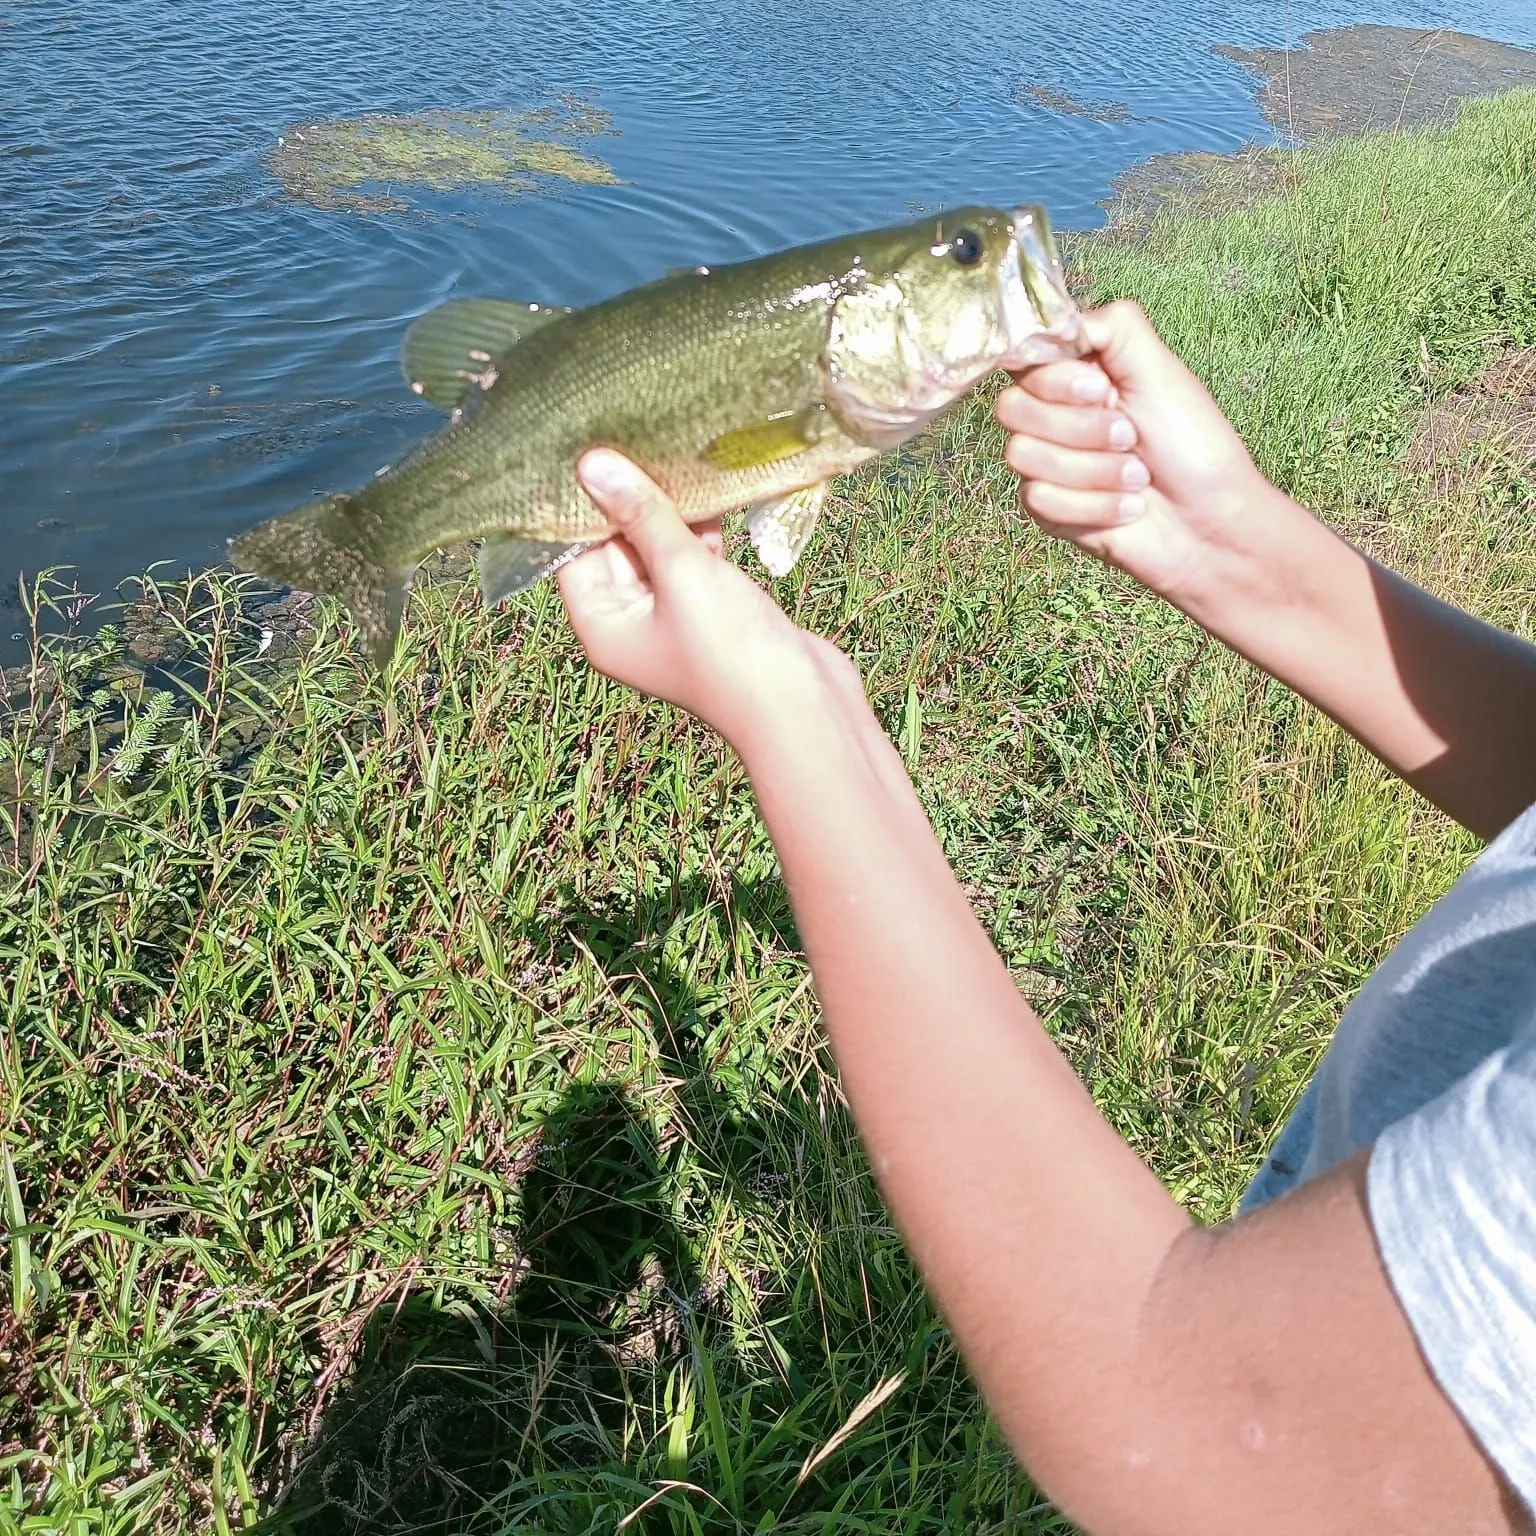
[478,534,590,606]
[747,482,828,578]
[403,298,572,411]
[702,406,826,472]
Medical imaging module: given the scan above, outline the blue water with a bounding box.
[2,0,1533,659]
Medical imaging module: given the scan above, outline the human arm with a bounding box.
[557,451,1527,1535]
[997,302,1536,841]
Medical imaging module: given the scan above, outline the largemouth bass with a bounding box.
[230,205,1084,661]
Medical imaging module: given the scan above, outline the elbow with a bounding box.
[1017,1420,1202,1536]
[1019,1406,1262,1536]
[1007,1233,1266,1536]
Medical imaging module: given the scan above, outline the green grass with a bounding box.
[4,89,1535,1534]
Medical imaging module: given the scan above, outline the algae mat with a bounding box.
[270,100,620,213]
[1220,25,1536,143]
[1097,24,1536,233]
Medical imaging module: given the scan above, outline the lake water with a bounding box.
[2,0,1534,660]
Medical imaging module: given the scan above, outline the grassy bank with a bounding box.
[4,89,1535,1534]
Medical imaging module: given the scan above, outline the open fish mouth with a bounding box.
[1001,205,1085,365]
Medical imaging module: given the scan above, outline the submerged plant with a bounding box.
[270,99,620,213]
[1016,82,1133,123]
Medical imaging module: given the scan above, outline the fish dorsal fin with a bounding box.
[702,406,826,472]
[403,298,572,410]
[747,481,828,577]
[478,533,590,606]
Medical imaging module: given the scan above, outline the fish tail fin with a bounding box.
[229,493,415,665]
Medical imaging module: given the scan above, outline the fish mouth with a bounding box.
[1001,205,1086,366]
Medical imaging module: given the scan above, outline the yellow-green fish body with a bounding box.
[230,205,1083,660]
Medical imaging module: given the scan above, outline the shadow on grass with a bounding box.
[267,1080,694,1532]
[262,876,803,1534]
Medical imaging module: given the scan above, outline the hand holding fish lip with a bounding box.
[998,300,1277,611]
[559,449,857,748]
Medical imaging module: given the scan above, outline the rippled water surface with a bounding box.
[3,0,1533,654]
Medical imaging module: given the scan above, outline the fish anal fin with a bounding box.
[403,298,572,411]
[747,481,828,578]
[479,534,590,606]
[702,406,825,472]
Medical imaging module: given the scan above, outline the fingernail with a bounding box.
[1108,418,1137,450]
[578,449,629,496]
[1072,371,1107,403]
[1118,493,1145,522]
[1121,457,1150,490]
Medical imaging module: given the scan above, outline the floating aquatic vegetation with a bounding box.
[1219,25,1536,144]
[1098,144,1299,240]
[270,98,620,213]
[1016,83,1132,123]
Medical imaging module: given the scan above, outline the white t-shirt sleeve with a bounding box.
[1369,1034,1536,1512]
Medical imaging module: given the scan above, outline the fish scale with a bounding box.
[230,204,1083,661]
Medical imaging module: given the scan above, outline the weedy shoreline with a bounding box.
[4,86,1535,1536]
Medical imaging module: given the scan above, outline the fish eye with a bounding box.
[951,228,984,266]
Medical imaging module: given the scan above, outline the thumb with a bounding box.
[578,449,697,575]
[1080,300,1182,400]
[1081,299,1230,428]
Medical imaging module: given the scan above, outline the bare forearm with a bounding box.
[1178,487,1536,839]
[733,691,1523,1535]
[734,691,1190,1495]
[564,446,1525,1531]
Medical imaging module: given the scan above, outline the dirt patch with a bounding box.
[1219,25,1536,144]
[1406,349,1536,487]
